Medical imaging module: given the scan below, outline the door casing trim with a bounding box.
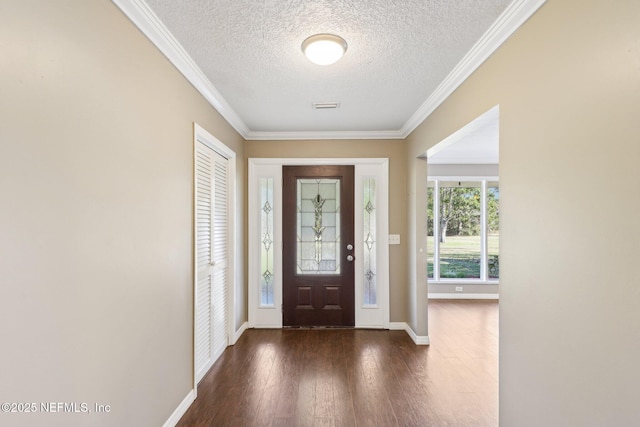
[248,158,390,329]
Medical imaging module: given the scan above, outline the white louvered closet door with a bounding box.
[195,141,229,383]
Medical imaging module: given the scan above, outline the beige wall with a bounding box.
[4,0,639,425]
[407,0,640,424]
[427,163,499,177]
[0,1,244,426]
[245,139,408,322]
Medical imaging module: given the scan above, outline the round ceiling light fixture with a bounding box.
[301,34,348,66]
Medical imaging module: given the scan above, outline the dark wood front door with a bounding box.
[283,165,355,327]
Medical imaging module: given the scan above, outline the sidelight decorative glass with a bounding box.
[260,178,274,306]
[296,179,341,275]
[363,178,377,305]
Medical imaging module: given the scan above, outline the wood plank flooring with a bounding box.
[177,300,498,426]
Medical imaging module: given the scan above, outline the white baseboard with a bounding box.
[389,322,430,345]
[429,293,500,300]
[388,322,406,330]
[163,389,195,427]
[231,321,249,345]
[405,326,431,345]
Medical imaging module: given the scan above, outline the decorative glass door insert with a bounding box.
[296,179,341,275]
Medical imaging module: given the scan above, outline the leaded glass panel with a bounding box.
[363,178,377,305]
[296,179,341,275]
[260,178,274,305]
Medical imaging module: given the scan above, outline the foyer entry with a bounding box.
[249,158,389,330]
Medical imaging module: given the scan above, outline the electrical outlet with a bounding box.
[455,286,463,292]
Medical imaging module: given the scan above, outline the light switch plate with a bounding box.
[389,234,400,245]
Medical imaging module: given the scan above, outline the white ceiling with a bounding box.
[427,105,499,164]
[114,0,545,140]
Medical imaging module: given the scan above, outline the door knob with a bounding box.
[347,255,354,262]
[346,244,353,250]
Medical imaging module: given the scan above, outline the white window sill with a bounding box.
[428,279,499,285]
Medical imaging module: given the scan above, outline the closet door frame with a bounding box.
[193,123,236,390]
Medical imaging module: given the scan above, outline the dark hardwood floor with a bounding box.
[177,300,498,426]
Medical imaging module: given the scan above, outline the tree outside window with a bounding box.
[427,180,499,281]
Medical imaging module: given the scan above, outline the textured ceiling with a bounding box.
[142,0,512,134]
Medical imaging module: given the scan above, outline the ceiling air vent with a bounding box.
[313,102,340,110]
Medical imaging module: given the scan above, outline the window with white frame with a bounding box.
[427,179,499,282]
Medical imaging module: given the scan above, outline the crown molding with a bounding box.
[113,0,546,141]
[245,129,405,141]
[400,0,547,138]
[111,0,251,138]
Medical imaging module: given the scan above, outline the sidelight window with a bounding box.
[363,177,377,305]
[260,178,275,306]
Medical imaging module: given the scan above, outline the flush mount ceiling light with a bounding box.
[301,34,347,66]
